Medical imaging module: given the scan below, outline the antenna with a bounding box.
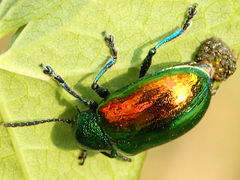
[3,119,72,127]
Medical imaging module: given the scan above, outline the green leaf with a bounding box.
[0,0,239,179]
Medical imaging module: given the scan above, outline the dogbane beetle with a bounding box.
[3,4,237,165]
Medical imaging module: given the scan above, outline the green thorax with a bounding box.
[72,111,112,151]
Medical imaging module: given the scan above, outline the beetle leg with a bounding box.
[91,32,118,98]
[41,64,98,110]
[78,150,88,165]
[101,151,131,162]
[139,3,198,78]
[115,152,132,162]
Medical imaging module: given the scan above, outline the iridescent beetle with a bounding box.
[4,4,237,165]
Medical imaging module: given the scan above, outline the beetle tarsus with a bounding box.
[78,150,88,165]
[104,31,118,58]
[101,151,131,162]
[116,153,132,162]
[182,3,198,31]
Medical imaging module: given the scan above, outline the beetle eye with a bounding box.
[196,38,237,81]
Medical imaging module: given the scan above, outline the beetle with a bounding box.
[3,4,237,165]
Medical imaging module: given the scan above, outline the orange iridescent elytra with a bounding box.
[99,73,200,127]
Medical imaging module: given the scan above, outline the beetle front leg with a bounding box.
[41,64,98,110]
[91,32,118,98]
[139,3,198,78]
